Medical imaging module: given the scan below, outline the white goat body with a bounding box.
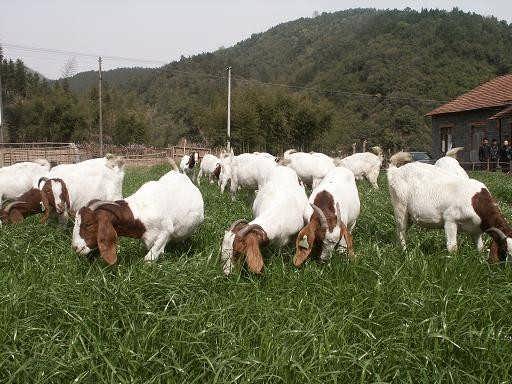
[220,152,277,199]
[45,156,124,214]
[0,159,50,205]
[72,170,204,263]
[435,156,468,179]
[281,150,336,187]
[337,152,383,189]
[221,166,309,274]
[196,154,220,185]
[387,158,507,254]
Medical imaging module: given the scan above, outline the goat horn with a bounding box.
[486,227,507,242]
[310,203,328,230]
[4,201,28,213]
[38,177,49,188]
[229,219,248,231]
[237,223,265,238]
[88,200,120,211]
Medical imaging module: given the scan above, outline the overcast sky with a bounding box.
[1,0,511,79]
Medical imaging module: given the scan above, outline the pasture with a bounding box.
[1,164,512,383]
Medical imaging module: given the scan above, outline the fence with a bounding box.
[0,142,219,167]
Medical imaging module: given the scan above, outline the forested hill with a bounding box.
[7,8,512,152]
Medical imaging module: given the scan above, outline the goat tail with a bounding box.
[445,147,464,158]
[389,151,413,168]
[168,158,179,171]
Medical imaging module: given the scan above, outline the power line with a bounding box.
[2,42,447,104]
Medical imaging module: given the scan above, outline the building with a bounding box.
[427,74,512,162]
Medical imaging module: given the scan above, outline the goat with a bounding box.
[42,155,125,223]
[0,189,44,224]
[221,166,309,274]
[336,146,383,189]
[39,178,72,224]
[196,154,220,185]
[279,149,337,188]
[435,147,468,179]
[72,159,204,264]
[294,167,360,266]
[219,152,277,201]
[0,159,50,206]
[180,152,198,177]
[387,152,512,262]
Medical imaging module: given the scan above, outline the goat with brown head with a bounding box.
[72,200,145,265]
[72,168,204,264]
[294,197,354,267]
[39,178,72,223]
[0,188,44,225]
[221,219,269,275]
[472,188,512,263]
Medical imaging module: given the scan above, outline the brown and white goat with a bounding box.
[221,166,310,275]
[388,152,512,262]
[39,178,72,223]
[72,165,204,264]
[294,167,359,266]
[0,189,44,224]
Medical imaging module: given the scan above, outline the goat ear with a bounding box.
[97,214,118,265]
[488,240,500,264]
[40,190,51,224]
[294,225,315,267]
[341,227,355,260]
[9,209,24,224]
[244,235,264,274]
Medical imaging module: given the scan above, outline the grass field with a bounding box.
[1,164,512,383]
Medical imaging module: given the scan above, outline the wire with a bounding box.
[2,42,447,104]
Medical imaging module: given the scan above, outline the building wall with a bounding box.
[431,108,503,162]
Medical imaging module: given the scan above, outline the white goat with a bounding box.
[196,154,220,185]
[72,160,204,264]
[435,147,468,179]
[387,152,512,261]
[219,152,277,200]
[0,159,50,206]
[337,146,383,189]
[180,153,198,177]
[294,167,360,266]
[280,149,337,188]
[221,166,309,274]
[41,155,125,222]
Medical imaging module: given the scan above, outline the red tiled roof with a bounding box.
[426,74,512,116]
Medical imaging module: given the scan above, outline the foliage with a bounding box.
[1,166,512,381]
[3,8,512,151]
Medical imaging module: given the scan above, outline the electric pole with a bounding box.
[226,66,231,152]
[98,56,103,156]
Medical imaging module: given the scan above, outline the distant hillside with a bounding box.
[30,8,512,150]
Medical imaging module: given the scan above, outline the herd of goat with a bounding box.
[0,145,511,274]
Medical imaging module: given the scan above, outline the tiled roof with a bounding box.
[426,74,512,116]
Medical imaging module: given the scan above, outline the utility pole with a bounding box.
[98,56,103,156]
[226,66,231,152]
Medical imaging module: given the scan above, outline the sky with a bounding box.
[1,0,511,79]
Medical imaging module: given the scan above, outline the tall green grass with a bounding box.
[1,165,512,383]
